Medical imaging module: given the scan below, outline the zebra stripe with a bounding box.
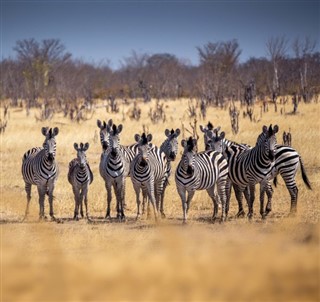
[225,125,279,219]
[256,130,312,214]
[175,137,229,223]
[21,127,59,220]
[130,133,168,221]
[68,142,93,220]
[99,123,138,220]
[158,128,180,217]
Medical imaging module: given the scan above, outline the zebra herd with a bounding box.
[21,120,312,223]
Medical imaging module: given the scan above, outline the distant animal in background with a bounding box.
[68,142,93,220]
[21,127,59,221]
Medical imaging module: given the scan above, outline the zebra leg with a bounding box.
[207,186,218,222]
[233,184,245,218]
[73,187,80,220]
[105,182,112,219]
[225,179,232,218]
[177,188,188,223]
[22,183,32,221]
[288,185,298,216]
[247,184,255,220]
[80,189,84,218]
[147,183,158,222]
[265,181,274,215]
[117,181,126,221]
[186,190,195,214]
[48,182,56,221]
[259,182,266,219]
[160,183,167,218]
[217,177,227,223]
[37,185,46,220]
[83,186,90,220]
[134,185,142,220]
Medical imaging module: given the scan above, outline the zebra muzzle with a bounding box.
[187,166,194,175]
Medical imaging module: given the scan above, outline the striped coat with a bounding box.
[68,142,93,220]
[175,137,229,223]
[21,127,59,220]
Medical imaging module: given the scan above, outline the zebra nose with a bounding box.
[187,165,194,175]
[48,153,54,161]
[102,142,108,150]
[169,151,176,160]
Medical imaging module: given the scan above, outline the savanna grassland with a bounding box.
[1,99,319,301]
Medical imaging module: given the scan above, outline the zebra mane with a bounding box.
[187,137,195,152]
[112,124,117,134]
[207,122,213,130]
[141,133,148,145]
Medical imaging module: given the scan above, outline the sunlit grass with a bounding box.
[1,98,319,301]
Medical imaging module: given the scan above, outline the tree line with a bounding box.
[1,37,319,112]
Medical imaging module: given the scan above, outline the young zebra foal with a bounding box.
[68,143,93,220]
[21,127,59,221]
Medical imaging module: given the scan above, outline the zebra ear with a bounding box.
[199,125,206,133]
[147,134,153,142]
[273,125,279,134]
[175,129,181,137]
[220,132,225,139]
[108,119,113,127]
[181,139,186,147]
[118,124,123,134]
[83,143,89,151]
[53,127,59,136]
[80,142,84,149]
[97,119,102,129]
[74,143,79,151]
[215,126,221,133]
[262,125,268,134]
[41,127,49,136]
[165,129,170,137]
[134,134,141,142]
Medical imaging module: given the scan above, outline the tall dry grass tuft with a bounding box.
[1,99,319,301]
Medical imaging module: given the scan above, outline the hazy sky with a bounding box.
[1,0,319,69]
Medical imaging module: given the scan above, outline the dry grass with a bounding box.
[1,99,320,301]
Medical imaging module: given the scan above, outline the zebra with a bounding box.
[224,125,279,219]
[205,128,252,218]
[175,137,229,223]
[210,127,312,217]
[68,142,93,220]
[21,127,59,221]
[99,123,138,220]
[130,133,168,221]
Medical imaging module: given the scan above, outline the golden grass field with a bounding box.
[1,98,319,301]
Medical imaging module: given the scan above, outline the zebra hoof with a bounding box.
[73,216,79,221]
[236,211,245,218]
[105,214,111,220]
[247,213,253,221]
[161,212,166,219]
[182,220,187,225]
[50,215,56,222]
[219,217,226,224]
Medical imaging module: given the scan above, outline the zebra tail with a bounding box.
[300,156,312,190]
[273,176,278,187]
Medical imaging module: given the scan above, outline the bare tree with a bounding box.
[292,36,317,102]
[266,36,288,105]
